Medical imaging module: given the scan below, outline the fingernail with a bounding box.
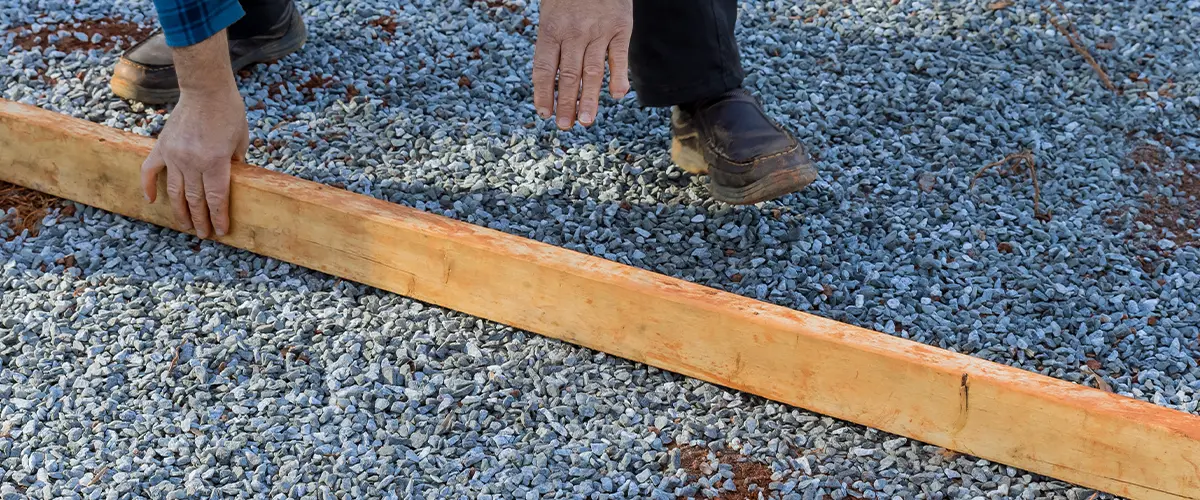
[143,193,150,202]
[557,118,571,129]
[216,228,227,237]
[537,108,550,118]
[579,112,593,124]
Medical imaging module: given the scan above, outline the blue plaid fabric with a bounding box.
[153,0,245,47]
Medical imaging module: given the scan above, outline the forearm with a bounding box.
[173,30,237,96]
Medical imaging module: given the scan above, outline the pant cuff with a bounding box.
[632,68,744,108]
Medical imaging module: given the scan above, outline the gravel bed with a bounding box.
[3,0,1199,498]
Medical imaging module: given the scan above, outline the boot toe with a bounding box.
[672,89,819,204]
[110,57,180,104]
[109,31,180,103]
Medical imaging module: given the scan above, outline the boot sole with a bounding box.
[110,13,308,104]
[671,135,818,205]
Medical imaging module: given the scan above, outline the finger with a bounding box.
[531,35,561,119]
[233,129,249,163]
[555,41,586,130]
[184,172,212,239]
[577,39,608,126]
[140,146,166,203]
[166,165,193,231]
[607,31,631,100]
[203,165,231,238]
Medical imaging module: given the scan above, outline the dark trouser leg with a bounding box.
[638,1,816,204]
[628,0,744,107]
[228,0,296,39]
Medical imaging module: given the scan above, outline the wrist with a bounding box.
[179,78,238,101]
[173,30,238,97]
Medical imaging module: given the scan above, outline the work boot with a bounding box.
[110,2,307,104]
[670,88,818,205]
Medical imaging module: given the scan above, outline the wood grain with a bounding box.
[2,99,1197,499]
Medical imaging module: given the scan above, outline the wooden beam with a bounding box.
[2,99,1197,499]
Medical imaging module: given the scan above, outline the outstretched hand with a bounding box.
[532,0,632,129]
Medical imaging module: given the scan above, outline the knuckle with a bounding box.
[160,143,189,160]
[164,145,222,167]
[583,64,605,78]
[531,60,557,74]
[544,23,584,40]
[558,69,582,81]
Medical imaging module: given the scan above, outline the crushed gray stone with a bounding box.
[4,0,1199,498]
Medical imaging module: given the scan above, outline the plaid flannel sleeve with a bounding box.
[152,0,245,47]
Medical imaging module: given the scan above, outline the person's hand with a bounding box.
[140,30,248,239]
[532,0,632,129]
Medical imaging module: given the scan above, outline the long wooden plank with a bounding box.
[2,99,1198,498]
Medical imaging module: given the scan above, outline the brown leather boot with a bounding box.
[110,2,307,104]
[671,88,819,205]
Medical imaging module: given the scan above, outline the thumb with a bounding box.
[141,145,167,203]
[233,129,250,163]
